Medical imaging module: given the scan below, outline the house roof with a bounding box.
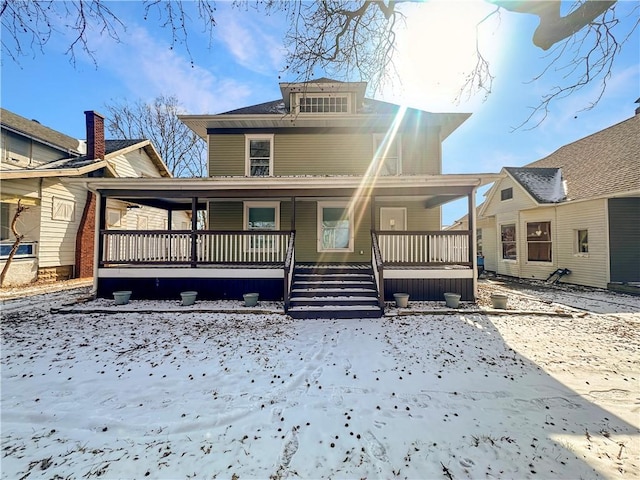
[1,108,82,155]
[524,114,639,200]
[504,167,566,203]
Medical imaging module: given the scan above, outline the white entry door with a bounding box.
[380,207,407,231]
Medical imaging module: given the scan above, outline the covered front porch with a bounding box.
[77,175,497,315]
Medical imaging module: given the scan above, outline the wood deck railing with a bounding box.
[373,230,472,266]
[100,230,293,266]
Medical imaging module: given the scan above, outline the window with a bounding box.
[244,202,280,251]
[136,215,148,230]
[373,134,402,176]
[318,202,353,252]
[476,228,483,256]
[527,221,552,262]
[501,224,517,260]
[576,229,589,254]
[1,203,10,240]
[52,197,75,221]
[501,188,513,201]
[298,94,349,113]
[106,208,122,229]
[245,134,273,177]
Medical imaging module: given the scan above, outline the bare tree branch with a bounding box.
[0,200,27,287]
[104,95,207,178]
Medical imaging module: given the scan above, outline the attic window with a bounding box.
[500,187,513,201]
[296,93,350,114]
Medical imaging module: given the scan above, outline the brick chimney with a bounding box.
[84,110,105,159]
[75,111,105,279]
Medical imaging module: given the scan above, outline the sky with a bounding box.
[2,0,639,225]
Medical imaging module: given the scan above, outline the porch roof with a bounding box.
[69,174,501,211]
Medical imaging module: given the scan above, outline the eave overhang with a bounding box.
[0,160,115,180]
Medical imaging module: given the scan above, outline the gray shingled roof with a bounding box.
[1,108,82,154]
[505,167,566,203]
[524,114,639,201]
[220,97,404,116]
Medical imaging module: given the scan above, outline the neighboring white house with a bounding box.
[478,113,639,292]
[0,109,188,286]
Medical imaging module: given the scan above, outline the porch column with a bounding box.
[93,192,105,295]
[190,197,198,267]
[167,210,173,230]
[291,196,296,231]
[469,189,477,298]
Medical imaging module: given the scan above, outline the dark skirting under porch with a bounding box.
[98,277,284,302]
[383,277,474,302]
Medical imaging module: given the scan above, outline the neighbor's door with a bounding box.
[379,208,407,262]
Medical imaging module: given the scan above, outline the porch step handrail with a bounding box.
[371,231,385,308]
[283,231,296,312]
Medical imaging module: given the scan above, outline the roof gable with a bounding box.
[1,108,82,155]
[505,167,566,203]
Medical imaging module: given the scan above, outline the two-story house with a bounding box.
[0,109,187,286]
[81,79,498,317]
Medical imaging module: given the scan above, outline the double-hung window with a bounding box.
[501,224,517,260]
[244,202,280,252]
[527,221,552,262]
[245,134,273,177]
[318,202,354,252]
[576,229,589,254]
[373,134,402,176]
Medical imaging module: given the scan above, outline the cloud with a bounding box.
[214,13,286,76]
[84,22,254,114]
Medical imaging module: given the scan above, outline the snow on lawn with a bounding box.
[2,300,638,480]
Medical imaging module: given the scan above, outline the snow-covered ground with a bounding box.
[1,279,638,479]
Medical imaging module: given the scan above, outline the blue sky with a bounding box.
[2,1,638,225]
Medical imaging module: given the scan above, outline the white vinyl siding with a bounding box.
[110,148,165,178]
[38,179,87,268]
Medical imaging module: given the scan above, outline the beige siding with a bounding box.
[208,130,441,177]
[483,177,537,216]
[110,149,165,178]
[39,178,88,268]
[554,200,609,288]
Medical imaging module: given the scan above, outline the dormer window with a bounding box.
[295,93,351,114]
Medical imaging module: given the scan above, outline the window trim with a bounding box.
[500,187,513,201]
[317,201,354,253]
[243,201,281,231]
[526,221,553,263]
[52,196,75,222]
[373,133,402,176]
[245,134,274,177]
[294,92,351,114]
[500,223,517,262]
[575,229,589,257]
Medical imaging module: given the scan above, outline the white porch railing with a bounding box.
[375,231,472,265]
[101,230,292,265]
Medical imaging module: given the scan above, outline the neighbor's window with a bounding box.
[501,187,513,201]
[106,208,122,229]
[245,134,273,177]
[298,94,349,113]
[501,224,516,260]
[476,228,483,256]
[136,215,148,230]
[318,202,353,252]
[577,229,589,254]
[52,197,75,221]
[527,221,552,262]
[373,134,402,176]
[1,202,10,240]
